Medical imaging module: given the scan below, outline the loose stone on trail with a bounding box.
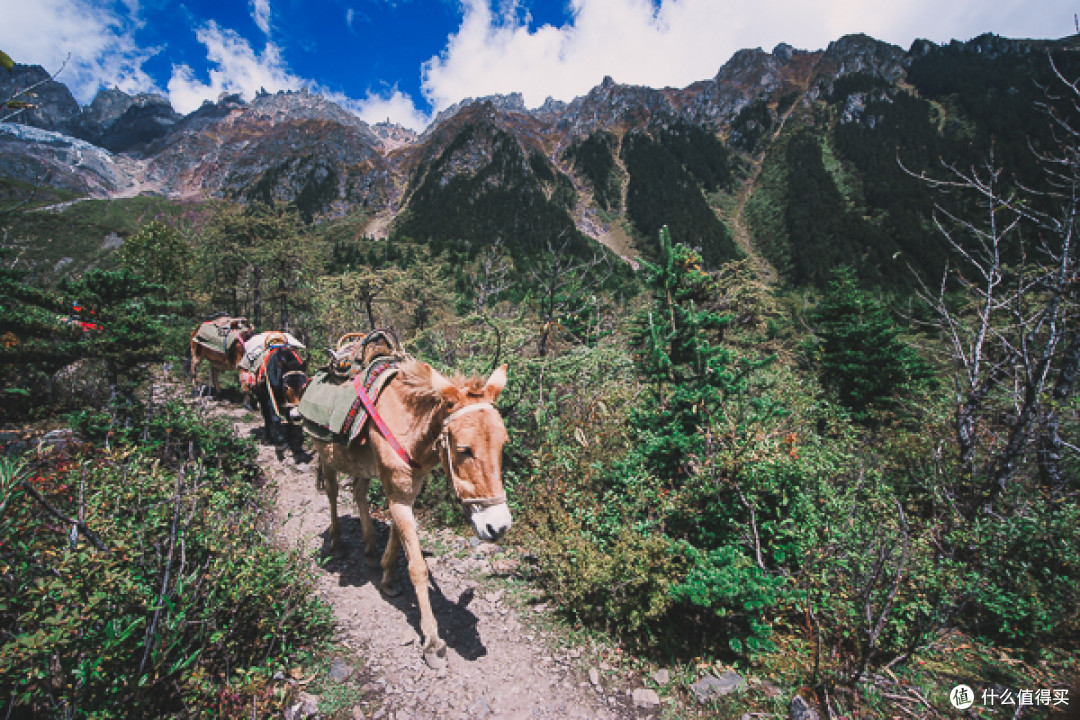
[690,669,746,703]
[633,688,661,708]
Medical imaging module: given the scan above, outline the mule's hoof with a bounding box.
[379,579,402,597]
[423,645,448,671]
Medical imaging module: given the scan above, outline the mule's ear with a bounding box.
[430,366,464,405]
[484,364,508,401]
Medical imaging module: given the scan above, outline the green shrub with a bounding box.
[532,501,686,642]
[672,543,787,656]
[0,403,332,718]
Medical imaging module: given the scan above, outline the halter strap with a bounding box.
[439,403,505,509]
[442,402,494,427]
[460,493,507,508]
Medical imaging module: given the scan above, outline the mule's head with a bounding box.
[276,349,308,422]
[431,364,511,542]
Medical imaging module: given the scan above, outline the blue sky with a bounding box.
[2,0,1076,131]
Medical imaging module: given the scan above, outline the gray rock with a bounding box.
[690,670,746,703]
[284,691,320,720]
[633,688,661,708]
[102,232,124,251]
[329,659,353,682]
[790,695,820,720]
[467,698,492,717]
[653,668,670,686]
[589,668,601,687]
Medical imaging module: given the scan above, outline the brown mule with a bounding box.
[311,359,511,667]
[189,317,254,396]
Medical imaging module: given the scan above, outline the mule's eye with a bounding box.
[456,445,473,458]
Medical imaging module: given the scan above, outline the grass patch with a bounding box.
[2,196,211,282]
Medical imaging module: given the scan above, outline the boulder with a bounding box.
[790,695,820,720]
[690,670,746,704]
[284,691,319,720]
[633,688,661,708]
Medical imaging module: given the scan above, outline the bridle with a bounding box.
[437,402,507,509]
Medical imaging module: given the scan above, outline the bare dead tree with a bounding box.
[530,231,610,357]
[902,56,1080,510]
[470,239,513,313]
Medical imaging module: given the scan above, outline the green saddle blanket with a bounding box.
[193,320,245,355]
[299,357,398,444]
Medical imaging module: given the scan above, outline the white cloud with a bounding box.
[1,0,158,104]
[167,22,303,113]
[420,0,1080,113]
[250,0,273,36]
[346,89,431,131]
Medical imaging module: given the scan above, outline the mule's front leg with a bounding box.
[321,464,342,552]
[350,478,381,567]
[387,501,446,667]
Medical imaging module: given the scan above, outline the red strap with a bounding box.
[353,373,420,469]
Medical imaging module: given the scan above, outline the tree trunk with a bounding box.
[252,266,262,329]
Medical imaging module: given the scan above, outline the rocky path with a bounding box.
[207,399,648,720]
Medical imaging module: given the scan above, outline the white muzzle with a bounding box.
[470,503,512,542]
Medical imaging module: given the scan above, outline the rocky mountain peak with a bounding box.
[0,63,82,136]
[558,77,673,136]
[249,89,372,134]
[81,88,179,153]
[83,87,136,128]
[822,33,907,82]
[371,120,418,152]
[676,45,797,125]
[429,92,529,131]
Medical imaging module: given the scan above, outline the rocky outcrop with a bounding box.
[142,91,393,216]
[0,64,82,135]
[81,89,180,153]
[556,76,675,136]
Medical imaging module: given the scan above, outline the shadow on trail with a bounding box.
[244,426,313,464]
[317,517,487,662]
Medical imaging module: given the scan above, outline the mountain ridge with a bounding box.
[3,31,1078,284]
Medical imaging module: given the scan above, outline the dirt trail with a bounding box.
[207,399,643,720]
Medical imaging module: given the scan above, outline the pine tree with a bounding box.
[811,265,930,421]
[626,226,788,655]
